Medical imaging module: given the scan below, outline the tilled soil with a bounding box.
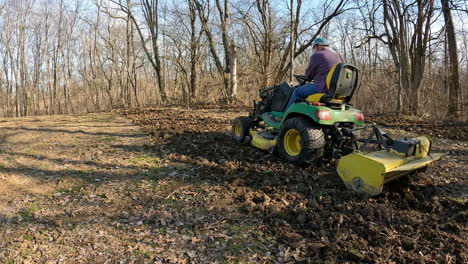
[0,107,466,263]
[121,106,467,263]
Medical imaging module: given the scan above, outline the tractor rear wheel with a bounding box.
[278,117,325,165]
[232,116,253,143]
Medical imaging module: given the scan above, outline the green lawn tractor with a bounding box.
[232,63,443,196]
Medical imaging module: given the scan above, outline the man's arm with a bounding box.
[305,54,318,81]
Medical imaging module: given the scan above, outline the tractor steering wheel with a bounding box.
[293,74,311,86]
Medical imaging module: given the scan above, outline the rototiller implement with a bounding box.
[232,63,443,196]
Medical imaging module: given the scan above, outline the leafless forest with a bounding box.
[0,0,466,119]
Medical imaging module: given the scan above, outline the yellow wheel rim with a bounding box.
[284,129,302,156]
[234,123,242,137]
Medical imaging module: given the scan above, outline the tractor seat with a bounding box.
[306,63,360,104]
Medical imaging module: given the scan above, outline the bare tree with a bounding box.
[110,0,167,103]
[188,0,200,99]
[0,0,462,120]
[126,0,139,107]
[380,0,436,114]
[274,0,348,82]
[163,0,204,104]
[194,0,237,100]
[441,0,461,118]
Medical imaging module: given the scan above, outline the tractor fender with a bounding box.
[283,103,363,126]
[282,103,328,125]
[282,112,317,126]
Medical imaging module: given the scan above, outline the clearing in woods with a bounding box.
[0,106,466,263]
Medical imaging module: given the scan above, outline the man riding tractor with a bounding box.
[231,36,443,196]
[285,37,341,109]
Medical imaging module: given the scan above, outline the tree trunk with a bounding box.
[441,0,460,118]
[289,0,294,82]
[381,0,434,115]
[194,0,234,100]
[189,0,198,100]
[230,43,237,98]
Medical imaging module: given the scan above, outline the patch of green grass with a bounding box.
[129,154,162,167]
[253,230,273,242]
[228,224,252,236]
[229,224,243,234]
[154,227,167,235]
[449,197,466,205]
[149,177,159,186]
[56,188,70,194]
[135,250,153,259]
[17,201,42,222]
[56,184,85,195]
[29,201,42,211]
[3,258,14,264]
[18,208,34,221]
[23,235,34,240]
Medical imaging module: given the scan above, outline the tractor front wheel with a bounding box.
[232,116,253,143]
[278,117,325,165]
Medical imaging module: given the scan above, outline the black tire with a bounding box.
[232,116,253,143]
[277,117,325,165]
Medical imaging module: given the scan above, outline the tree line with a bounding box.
[0,0,466,119]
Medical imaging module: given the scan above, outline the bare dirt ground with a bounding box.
[0,106,466,263]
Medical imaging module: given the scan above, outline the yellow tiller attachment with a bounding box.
[337,136,443,196]
[249,129,277,151]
